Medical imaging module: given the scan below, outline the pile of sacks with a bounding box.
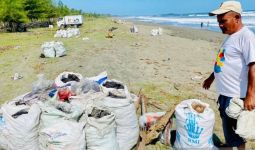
[41,41,66,58]
[0,71,139,150]
[54,28,80,38]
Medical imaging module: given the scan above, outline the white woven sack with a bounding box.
[99,80,139,150]
[174,99,215,149]
[38,99,83,129]
[42,47,55,58]
[39,120,86,150]
[53,41,66,57]
[85,106,119,150]
[1,102,41,150]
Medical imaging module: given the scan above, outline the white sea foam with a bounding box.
[123,10,255,32]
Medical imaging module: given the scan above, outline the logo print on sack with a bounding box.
[185,113,203,144]
[176,130,181,142]
[208,136,213,145]
[214,48,225,73]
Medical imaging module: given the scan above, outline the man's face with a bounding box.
[217,12,239,35]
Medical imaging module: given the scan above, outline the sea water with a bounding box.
[122,10,255,33]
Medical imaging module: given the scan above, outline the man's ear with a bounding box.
[235,15,241,23]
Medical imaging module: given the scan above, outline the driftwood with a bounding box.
[137,130,146,150]
[136,92,147,150]
[144,104,177,145]
[141,94,148,115]
[136,92,177,148]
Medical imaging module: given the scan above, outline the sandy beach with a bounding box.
[2,17,253,149]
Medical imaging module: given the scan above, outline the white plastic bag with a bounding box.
[139,112,166,129]
[235,110,255,139]
[88,71,108,85]
[225,98,243,119]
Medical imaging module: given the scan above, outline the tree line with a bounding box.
[0,0,83,32]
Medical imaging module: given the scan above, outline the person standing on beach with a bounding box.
[203,1,255,149]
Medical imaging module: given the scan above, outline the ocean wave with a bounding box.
[122,10,255,32]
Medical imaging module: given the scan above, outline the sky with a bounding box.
[60,0,255,16]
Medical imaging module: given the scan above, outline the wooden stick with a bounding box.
[137,130,146,150]
[144,104,177,145]
[147,101,164,110]
[136,92,148,150]
[141,94,148,115]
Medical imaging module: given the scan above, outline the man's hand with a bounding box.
[202,73,215,90]
[244,63,255,111]
[244,96,255,111]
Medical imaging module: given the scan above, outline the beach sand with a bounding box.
[1,17,253,149]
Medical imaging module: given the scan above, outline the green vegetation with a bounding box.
[0,0,105,32]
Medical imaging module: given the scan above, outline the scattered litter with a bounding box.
[48,25,53,29]
[12,73,23,80]
[106,31,114,38]
[131,42,141,47]
[191,76,203,81]
[82,37,89,41]
[151,27,163,36]
[14,45,21,49]
[130,25,138,33]
[112,19,124,24]
[109,27,118,32]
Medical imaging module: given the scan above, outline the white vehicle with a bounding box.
[57,15,83,28]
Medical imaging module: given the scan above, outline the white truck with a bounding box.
[57,15,83,28]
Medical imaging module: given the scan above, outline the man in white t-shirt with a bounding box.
[203,1,255,149]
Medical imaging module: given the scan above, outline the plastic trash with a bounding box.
[32,74,53,94]
[88,71,107,85]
